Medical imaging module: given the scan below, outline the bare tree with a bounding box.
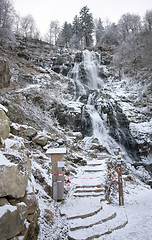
[21,14,39,39]
[0,0,14,28]
[49,20,60,45]
[101,23,119,45]
[0,0,16,46]
[13,13,22,35]
[118,13,141,41]
[144,10,152,31]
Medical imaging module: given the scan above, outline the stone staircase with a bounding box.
[60,154,128,240]
[73,185,105,198]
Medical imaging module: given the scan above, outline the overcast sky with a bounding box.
[13,0,152,36]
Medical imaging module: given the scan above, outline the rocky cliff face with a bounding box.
[0,107,39,240]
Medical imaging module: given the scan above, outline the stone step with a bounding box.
[87,163,102,166]
[73,192,105,197]
[68,205,103,220]
[75,183,104,189]
[75,184,101,189]
[60,198,102,220]
[68,208,128,240]
[75,188,104,193]
[87,160,103,166]
[84,169,104,173]
[69,208,116,231]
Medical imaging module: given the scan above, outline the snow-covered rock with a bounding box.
[0,109,10,140]
[0,151,28,198]
[32,131,48,146]
[0,203,27,240]
[25,126,37,138]
[0,104,8,113]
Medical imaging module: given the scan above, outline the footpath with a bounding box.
[60,153,128,240]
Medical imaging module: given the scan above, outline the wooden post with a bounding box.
[46,148,66,201]
[117,148,124,206]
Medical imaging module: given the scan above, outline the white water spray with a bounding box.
[83,50,102,89]
[70,50,119,153]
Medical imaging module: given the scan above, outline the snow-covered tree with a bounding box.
[101,23,119,45]
[13,13,22,35]
[0,0,16,47]
[79,6,94,47]
[21,14,39,39]
[118,13,141,41]
[71,15,81,48]
[113,10,152,74]
[58,21,72,47]
[144,10,152,31]
[49,20,60,45]
[94,18,104,46]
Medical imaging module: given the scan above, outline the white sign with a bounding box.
[58,161,64,168]
[46,148,66,154]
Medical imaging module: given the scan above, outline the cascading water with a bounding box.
[66,49,138,158]
[82,50,103,89]
[69,50,103,98]
[85,93,118,154]
[69,50,119,154]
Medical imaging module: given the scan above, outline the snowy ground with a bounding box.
[102,183,152,240]
[59,152,152,240]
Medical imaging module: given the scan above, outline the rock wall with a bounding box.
[0,162,28,199]
[0,107,39,240]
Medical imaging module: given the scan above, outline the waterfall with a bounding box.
[69,50,103,97]
[68,49,117,152]
[68,49,135,156]
[69,62,86,97]
[85,93,118,154]
[82,50,103,89]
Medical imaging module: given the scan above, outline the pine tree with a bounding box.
[59,21,72,47]
[95,18,104,46]
[79,6,94,48]
[71,15,81,48]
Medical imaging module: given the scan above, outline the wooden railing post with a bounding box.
[117,148,124,206]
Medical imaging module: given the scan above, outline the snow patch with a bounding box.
[0,104,8,113]
[0,204,17,218]
[0,150,14,166]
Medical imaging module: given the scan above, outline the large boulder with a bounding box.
[32,131,48,146]
[0,108,11,139]
[0,58,11,88]
[0,151,28,198]
[0,203,27,240]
